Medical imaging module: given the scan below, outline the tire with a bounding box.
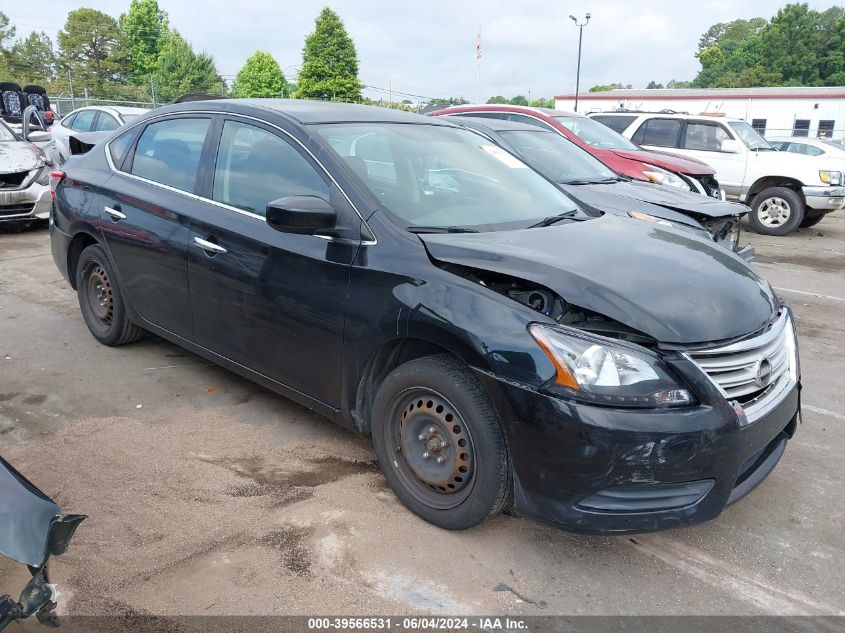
[748,187,804,235]
[75,244,145,346]
[799,212,826,229]
[371,354,512,530]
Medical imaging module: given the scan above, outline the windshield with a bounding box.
[553,115,639,150]
[316,123,583,231]
[0,121,17,142]
[728,121,774,151]
[498,129,619,184]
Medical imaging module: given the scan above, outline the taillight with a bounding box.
[49,170,65,200]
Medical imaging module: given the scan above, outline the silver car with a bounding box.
[50,106,149,163]
[0,119,52,226]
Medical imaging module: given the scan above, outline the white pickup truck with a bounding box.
[589,112,845,235]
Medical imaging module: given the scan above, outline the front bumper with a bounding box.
[803,185,845,212]
[0,182,50,222]
[477,363,799,534]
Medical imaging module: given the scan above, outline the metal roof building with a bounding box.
[554,87,845,140]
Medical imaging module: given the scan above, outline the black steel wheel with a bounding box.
[75,244,145,346]
[371,354,511,529]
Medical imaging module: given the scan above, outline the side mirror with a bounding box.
[266,196,337,235]
[26,130,52,143]
[720,139,741,154]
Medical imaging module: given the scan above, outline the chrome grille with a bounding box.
[687,312,791,402]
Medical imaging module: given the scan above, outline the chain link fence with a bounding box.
[50,96,156,117]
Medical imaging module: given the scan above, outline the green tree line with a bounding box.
[0,3,363,103]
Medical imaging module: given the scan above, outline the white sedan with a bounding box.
[769,136,845,159]
[51,106,149,163]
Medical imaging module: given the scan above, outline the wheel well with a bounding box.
[747,176,805,203]
[354,339,454,434]
[66,232,99,290]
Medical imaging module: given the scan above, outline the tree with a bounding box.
[486,95,508,104]
[9,32,56,84]
[0,11,15,49]
[231,51,287,97]
[509,94,529,105]
[294,8,362,101]
[120,0,169,83]
[0,11,16,76]
[152,30,222,102]
[760,3,821,85]
[57,8,128,92]
[646,81,664,89]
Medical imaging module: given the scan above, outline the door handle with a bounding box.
[104,205,126,221]
[193,236,227,255]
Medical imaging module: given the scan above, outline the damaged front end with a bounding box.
[0,457,85,630]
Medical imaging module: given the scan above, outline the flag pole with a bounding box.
[476,27,482,103]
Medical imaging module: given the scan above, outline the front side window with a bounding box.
[728,121,774,151]
[317,123,583,232]
[0,120,16,142]
[129,117,210,192]
[94,113,120,132]
[683,122,731,152]
[212,120,329,216]
[499,129,618,184]
[553,115,639,150]
[635,118,681,148]
[71,110,96,132]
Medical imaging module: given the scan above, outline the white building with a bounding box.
[554,87,845,140]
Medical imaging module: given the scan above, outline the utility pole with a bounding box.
[569,13,591,113]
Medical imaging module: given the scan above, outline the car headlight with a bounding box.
[529,324,694,408]
[819,170,842,185]
[641,165,692,191]
[35,165,51,185]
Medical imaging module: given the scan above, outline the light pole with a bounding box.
[569,13,590,113]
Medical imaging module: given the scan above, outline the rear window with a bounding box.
[129,117,210,192]
[109,128,137,168]
[591,115,637,134]
[633,118,681,148]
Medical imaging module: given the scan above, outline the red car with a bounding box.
[432,105,722,198]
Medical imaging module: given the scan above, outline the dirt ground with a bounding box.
[1,213,844,620]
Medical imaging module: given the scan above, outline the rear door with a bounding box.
[99,115,212,340]
[187,117,357,407]
[631,117,683,152]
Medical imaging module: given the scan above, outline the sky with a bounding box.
[3,0,838,102]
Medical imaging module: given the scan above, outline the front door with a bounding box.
[677,121,747,198]
[187,118,357,407]
[99,115,213,339]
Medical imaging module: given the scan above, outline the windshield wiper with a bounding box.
[527,210,582,228]
[559,177,620,185]
[407,226,479,234]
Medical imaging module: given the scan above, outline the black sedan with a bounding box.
[437,115,754,259]
[50,100,800,533]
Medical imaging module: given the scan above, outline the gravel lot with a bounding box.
[1,215,843,620]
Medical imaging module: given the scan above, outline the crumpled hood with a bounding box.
[611,147,714,176]
[420,214,776,345]
[0,457,59,567]
[0,141,46,174]
[577,180,747,219]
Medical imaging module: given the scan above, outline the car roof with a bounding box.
[152,98,452,126]
[591,111,744,123]
[445,115,553,133]
[434,104,579,117]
